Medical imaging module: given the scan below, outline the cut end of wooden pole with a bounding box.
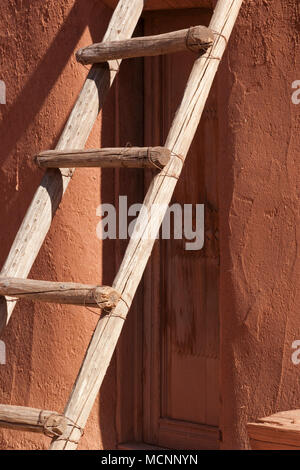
[76,47,86,65]
[93,286,121,310]
[186,26,215,53]
[0,278,120,310]
[150,147,171,169]
[34,146,171,169]
[0,405,70,438]
[75,25,214,65]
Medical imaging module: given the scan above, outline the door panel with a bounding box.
[143,8,220,449]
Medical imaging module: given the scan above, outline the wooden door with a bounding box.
[115,7,220,450]
[142,8,220,450]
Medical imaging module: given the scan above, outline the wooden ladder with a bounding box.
[0,0,243,450]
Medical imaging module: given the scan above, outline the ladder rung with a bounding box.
[0,405,68,437]
[0,278,120,309]
[35,146,171,169]
[76,26,214,65]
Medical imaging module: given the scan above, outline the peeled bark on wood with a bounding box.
[0,0,144,334]
[76,26,214,65]
[50,0,243,451]
[0,278,119,309]
[35,147,171,169]
[0,405,69,437]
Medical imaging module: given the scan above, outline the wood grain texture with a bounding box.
[0,0,145,334]
[118,442,166,450]
[50,0,243,450]
[0,278,119,309]
[36,147,171,169]
[158,419,219,450]
[142,9,219,447]
[248,410,300,450]
[76,26,214,64]
[249,439,300,451]
[0,405,68,438]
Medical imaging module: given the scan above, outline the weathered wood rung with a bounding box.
[49,0,242,451]
[0,0,242,452]
[0,405,71,438]
[0,0,144,336]
[76,25,214,65]
[0,278,120,309]
[35,146,171,169]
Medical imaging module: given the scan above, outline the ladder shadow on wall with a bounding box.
[0,0,115,424]
[99,15,145,448]
[0,0,112,254]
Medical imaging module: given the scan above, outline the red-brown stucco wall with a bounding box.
[0,0,117,450]
[0,0,299,451]
[219,0,300,449]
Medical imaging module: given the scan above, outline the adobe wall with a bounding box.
[0,0,116,450]
[219,0,300,449]
[0,0,299,451]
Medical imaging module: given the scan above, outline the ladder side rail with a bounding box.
[0,0,145,334]
[49,0,243,450]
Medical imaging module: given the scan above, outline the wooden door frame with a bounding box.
[116,5,220,450]
[142,10,219,450]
